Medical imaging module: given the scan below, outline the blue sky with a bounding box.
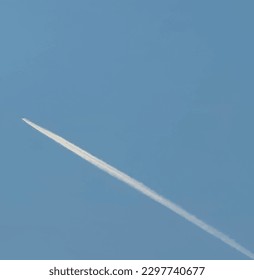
[0,0,253,259]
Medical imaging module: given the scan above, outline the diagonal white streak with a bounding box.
[22,118,254,259]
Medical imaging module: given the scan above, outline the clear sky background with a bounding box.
[0,0,253,260]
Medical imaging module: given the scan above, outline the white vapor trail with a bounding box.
[22,118,254,259]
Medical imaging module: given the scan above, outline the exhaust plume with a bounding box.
[22,118,254,259]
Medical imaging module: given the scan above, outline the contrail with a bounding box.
[22,118,254,259]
